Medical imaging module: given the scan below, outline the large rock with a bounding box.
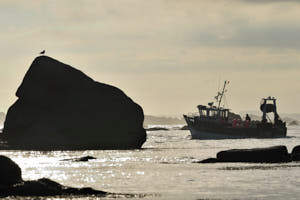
[216,145,290,163]
[0,155,22,186]
[2,56,146,150]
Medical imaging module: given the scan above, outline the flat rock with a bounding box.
[2,56,146,150]
[199,145,291,163]
[146,127,169,131]
[216,145,290,163]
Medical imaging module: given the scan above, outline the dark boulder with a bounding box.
[75,156,97,162]
[292,145,300,161]
[216,145,290,163]
[0,155,22,186]
[2,56,146,150]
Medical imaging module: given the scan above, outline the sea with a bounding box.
[1,125,300,200]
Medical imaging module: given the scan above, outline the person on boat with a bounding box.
[244,119,250,128]
[245,114,251,121]
[232,119,238,128]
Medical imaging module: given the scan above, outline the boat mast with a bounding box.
[217,81,228,109]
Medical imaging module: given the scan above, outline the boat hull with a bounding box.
[184,115,287,139]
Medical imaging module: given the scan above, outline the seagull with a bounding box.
[39,50,45,55]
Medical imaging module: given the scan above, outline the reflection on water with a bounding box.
[1,126,300,199]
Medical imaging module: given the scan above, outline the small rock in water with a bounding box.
[61,156,97,162]
[146,127,169,131]
[291,145,300,161]
[76,156,97,162]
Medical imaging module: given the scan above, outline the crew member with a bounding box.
[246,114,251,121]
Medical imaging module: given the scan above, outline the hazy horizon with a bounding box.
[1,0,300,116]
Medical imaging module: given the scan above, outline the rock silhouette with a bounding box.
[61,156,97,162]
[0,155,107,197]
[146,127,169,131]
[0,155,22,186]
[0,178,107,197]
[216,145,290,163]
[198,145,291,163]
[2,56,146,150]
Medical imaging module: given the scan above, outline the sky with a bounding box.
[0,0,300,116]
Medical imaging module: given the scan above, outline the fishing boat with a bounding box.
[183,81,287,139]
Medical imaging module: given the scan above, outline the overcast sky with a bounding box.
[0,0,300,115]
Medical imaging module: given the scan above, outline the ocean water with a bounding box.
[1,125,300,200]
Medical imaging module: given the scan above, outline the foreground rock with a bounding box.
[199,145,291,163]
[2,56,146,150]
[0,155,106,197]
[0,156,22,186]
[0,178,106,197]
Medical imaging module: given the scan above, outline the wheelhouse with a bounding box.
[197,105,229,120]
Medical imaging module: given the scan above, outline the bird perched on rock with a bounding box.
[39,50,45,55]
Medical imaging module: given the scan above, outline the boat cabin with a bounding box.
[197,104,229,120]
